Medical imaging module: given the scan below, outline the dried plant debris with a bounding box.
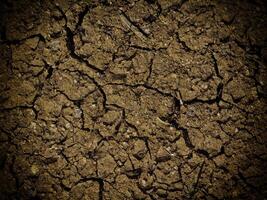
[119,10,148,42]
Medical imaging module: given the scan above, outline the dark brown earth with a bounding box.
[0,0,267,199]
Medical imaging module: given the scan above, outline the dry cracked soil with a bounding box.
[0,0,267,199]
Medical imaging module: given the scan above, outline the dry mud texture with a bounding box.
[0,0,267,199]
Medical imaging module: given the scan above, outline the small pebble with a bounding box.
[65,123,71,129]
[169,126,175,131]
[31,164,39,175]
[141,179,146,187]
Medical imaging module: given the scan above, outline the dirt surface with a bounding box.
[0,0,267,199]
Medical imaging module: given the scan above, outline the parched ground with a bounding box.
[0,0,267,199]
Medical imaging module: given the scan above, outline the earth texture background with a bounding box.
[0,0,267,199]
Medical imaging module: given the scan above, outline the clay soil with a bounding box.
[0,0,267,199]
